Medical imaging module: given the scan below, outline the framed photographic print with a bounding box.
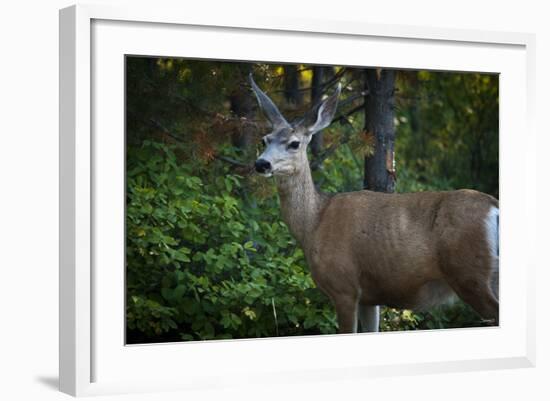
[59,4,536,397]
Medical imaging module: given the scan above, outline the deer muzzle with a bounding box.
[255,159,272,174]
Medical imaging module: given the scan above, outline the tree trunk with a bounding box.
[229,64,255,150]
[283,65,302,107]
[310,66,325,160]
[363,69,396,193]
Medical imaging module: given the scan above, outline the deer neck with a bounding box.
[275,162,325,248]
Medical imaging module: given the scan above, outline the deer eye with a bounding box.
[288,141,300,150]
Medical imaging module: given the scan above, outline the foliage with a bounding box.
[395,71,499,197]
[126,142,337,342]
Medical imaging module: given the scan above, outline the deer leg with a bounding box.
[440,236,499,325]
[333,295,359,334]
[447,280,499,325]
[358,304,380,333]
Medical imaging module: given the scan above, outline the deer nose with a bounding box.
[255,159,272,173]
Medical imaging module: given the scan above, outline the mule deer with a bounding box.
[249,75,499,333]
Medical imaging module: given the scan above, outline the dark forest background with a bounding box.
[125,57,498,344]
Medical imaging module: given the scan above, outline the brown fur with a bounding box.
[276,161,499,333]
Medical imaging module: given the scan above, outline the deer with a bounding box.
[249,74,499,333]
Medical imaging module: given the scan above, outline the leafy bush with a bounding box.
[126,141,337,342]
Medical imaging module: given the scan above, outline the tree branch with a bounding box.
[149,118,252,169]
[213,154,251,168]
[330,102,365,126]
[321,68,348,91]
[149,118,183,141]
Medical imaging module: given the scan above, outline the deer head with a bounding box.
[250,74,341,177]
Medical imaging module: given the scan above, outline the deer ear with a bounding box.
[249,74,290,129]
[307,83,341,135]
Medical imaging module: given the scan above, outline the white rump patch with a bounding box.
[485,206,499,299]
[485,206,499,257]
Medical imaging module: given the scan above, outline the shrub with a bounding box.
[126,141,337,342]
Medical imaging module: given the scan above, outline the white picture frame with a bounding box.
[59,3,536,397]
